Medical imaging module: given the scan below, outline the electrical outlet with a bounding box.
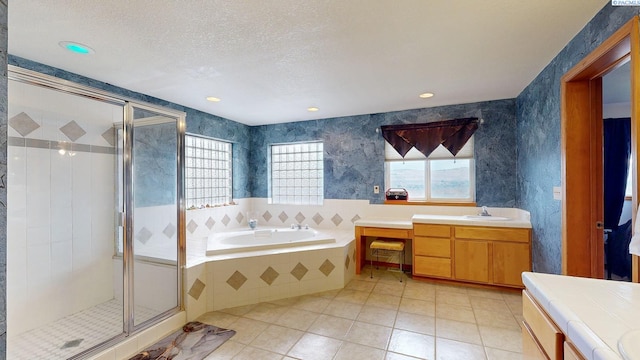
[373,185,380,194]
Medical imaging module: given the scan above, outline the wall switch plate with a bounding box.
[373,185,380,194]
[553,186,561,201]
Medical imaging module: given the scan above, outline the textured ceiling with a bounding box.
[8,1,608,125]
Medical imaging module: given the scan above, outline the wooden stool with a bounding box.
[370,239,405,282]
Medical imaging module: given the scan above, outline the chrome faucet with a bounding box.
[479,206,491,216]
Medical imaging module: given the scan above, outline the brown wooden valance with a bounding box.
[381,117,479,158]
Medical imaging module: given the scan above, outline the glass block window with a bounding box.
[185,134,232,208]
[270,141,324,205]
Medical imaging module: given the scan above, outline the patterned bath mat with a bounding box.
[128,321,235,360]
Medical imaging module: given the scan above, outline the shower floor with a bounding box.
[8,299,159,359]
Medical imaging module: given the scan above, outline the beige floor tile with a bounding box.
[484,347,523,360]
[436,290,471,307]
[244,303,288,323]
[197,311,240,328]
[474,309,520,330]
[436,284,469,294]
[373,281,406,296]
[314,288,341,299]
[268,296,301,307]
[249,324,304,355]
[436,318,482,345]
[435,303,476,323]
[219,304,256,316]
[204,339,245,359]
[399,297,435,317]
[275,308,320,331]
[334,341,386,360]
[231,345,284,360]
[307,314,355,339]
[470,296,511,313]
[226,317,270,344]
[385,351,422,360]
[435,337,486,360]
[366,293,401,310]
[402,286,436,302]
[345,321,393,349]
[293,295,332,313]
[287,333,343,360]
[357,305,398,327]
[323,300,363,320]
[466,288,507,300]
[394,312,435,336]
[479,326,523,353]
[346,280,377,292]
[387,329,435,359]
[334,289,371,304]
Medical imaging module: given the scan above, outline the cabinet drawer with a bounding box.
[362,227,412,239]
[414,256,451,278]
[414,237,451,257]
[564,341,585,360]
[522,322,548,360]
[523,290,563,360]
[414,224,451,238]
[455,226,530,243]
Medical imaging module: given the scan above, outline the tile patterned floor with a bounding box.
[8,299,159,360]
[199,266,524,360]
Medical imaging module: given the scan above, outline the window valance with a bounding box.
[381,117,479,158]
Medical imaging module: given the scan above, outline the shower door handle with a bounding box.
[118,212,125,227]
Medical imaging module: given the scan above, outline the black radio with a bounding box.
[385,188,408,201]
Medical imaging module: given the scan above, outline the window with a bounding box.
[185,134,232,208]
[384,138,475,202]
[270,141,323,205]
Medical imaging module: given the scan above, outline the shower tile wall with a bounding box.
[7,100,120,337]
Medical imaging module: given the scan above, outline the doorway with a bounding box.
[561,16,640,280]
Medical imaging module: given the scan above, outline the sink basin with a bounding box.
[463,215,512,221]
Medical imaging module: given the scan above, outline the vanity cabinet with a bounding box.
[413,224,452,278]
[413,223,531,288]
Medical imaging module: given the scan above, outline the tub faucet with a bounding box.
[479,206,491,216]
[291,224,302,230]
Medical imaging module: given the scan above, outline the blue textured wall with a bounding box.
[251,99,517,205]
[134,123,177,207]
[8,56,253,201]
[516,4,639,274]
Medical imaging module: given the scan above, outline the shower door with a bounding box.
[124,102,185,329]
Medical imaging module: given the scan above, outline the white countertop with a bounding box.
[354,211,531,229]
[523,272,640,360]
[353,218,413,229]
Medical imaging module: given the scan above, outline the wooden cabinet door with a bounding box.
[454,239,489,283]
[493,242,530,287]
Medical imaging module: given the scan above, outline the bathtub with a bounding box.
[206,227,336,256]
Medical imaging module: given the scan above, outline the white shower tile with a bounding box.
[51,240,73,279]
[26,224,50,247]
[50,207,72,244]
[26,243,51,291]
[50,150,73,207]
[72,152,93,209]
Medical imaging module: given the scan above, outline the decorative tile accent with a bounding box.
[291,262,308,281]
[136,227,153,244]
[260,266,280,286]
[331,214,343,226]
[61,339,84,349]
[345,255,350,269]
[351,214,361,223]
[278,211,289,223]
[222,214,231,226]
[9,112,40,137]
[60,120,86,142]
[101,127,116,146]
[187,219,199,234]
[295,212,306,224]
[263,211,272,222]
[319,259,335,277]
[236,212,244,224]
[227,271,248,290]
[312,213,324,225]
[163,223,176,239]
[188,278,206,300]
[352,249,356,261]
[205,217,216,229]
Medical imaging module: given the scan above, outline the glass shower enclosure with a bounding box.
[6,66,185,359]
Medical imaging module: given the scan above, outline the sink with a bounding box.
[463,215,512,221]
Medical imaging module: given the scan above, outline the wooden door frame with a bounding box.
[561,16,640,279]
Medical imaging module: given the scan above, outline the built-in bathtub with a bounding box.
[206,227,336,255]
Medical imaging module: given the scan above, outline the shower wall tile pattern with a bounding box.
[9,112,39,136]
[59,120,86,142]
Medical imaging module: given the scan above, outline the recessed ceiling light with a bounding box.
[206,96,221,102]
[307,107,319,112]
[419,92,434,98]
[59,41,95,55]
